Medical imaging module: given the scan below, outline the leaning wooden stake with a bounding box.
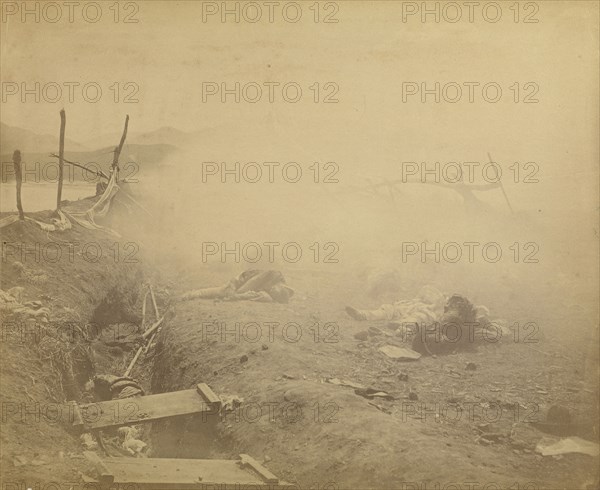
[142,316,164,339]
[56,109,66,212]
[144,331,159,354]
[149,285,160,320]
[112,115,129,180]
[124,346,144,377]
[125,287,163,376]
[141,287,149,331]
[13,150,24,220]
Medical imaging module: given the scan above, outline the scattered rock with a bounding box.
[354,331,369,341]
[379,345,421,361]
[261,344,269,350]
[398,373,409,381]
[240,355,249,364]
[536,436,600,457]
[355,388,396,401]
[326,378,366,389]
[465,362,477,371]
[408,391,418,401]
[13,455,28,467]
[263,455,272,463]
[368,326,384,337]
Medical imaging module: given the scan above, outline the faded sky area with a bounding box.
[1,1,598,282]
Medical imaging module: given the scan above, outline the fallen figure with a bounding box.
[90,374,145,401]
[346,287,493,355]
[181,269,294,304]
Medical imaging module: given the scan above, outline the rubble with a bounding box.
[378,345,421,361]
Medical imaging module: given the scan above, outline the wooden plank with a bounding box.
[83,451,114,484]
[92,456,292,489]
[196,383,221,408]
[239,454,279,484]
[74,386,220,431]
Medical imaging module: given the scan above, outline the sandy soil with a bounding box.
[147,265,599,489]
[1,210,598,490]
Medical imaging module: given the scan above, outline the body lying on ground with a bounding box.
[346,287,493,355]
[181,270,294,304]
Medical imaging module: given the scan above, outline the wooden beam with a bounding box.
[73,385,221,431]
[142,316,164,339]
[83,455,292,488]
[56,109,66,212]
[13,150,24,220]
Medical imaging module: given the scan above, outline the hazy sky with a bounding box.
[1,1,598,223]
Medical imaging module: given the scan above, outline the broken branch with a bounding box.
[49,154,109,180]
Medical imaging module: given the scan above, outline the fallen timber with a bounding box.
[71,383,221,432]
[84,452,292,489]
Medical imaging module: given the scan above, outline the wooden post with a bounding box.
[13,150,24,220]
[56,109,66,211]
[124,346,144,377]
[149,285,160,320]
[112,115,129,180]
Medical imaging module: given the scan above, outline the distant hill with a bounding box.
[1,143,179,182]
[83,126,196,150]
[0,122,89,153]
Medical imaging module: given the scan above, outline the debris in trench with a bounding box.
[118,426,148,457]
[80,433,98,450]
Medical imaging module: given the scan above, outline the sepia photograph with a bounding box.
[0,1,598,489]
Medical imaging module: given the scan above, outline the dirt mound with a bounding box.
[0,217,147,484]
